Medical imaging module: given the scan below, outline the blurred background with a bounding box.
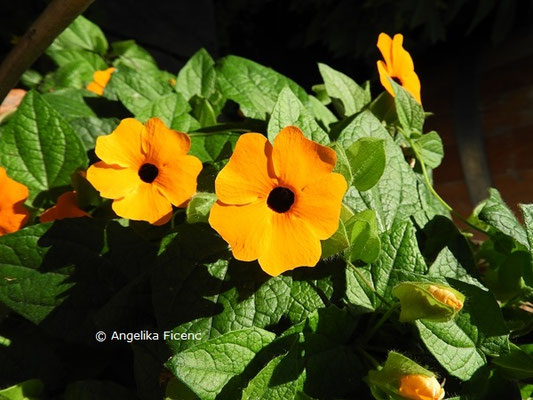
[2,0,533,218]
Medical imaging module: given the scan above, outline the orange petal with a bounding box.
[93,67,115,88]
[0,167,30,235]
[398,375,445,400]
[112,182,172,225]
[209,200,271,262]
[95,118,145,168]
[377,33,393,72]
[86,161,139,199]
[215,133,277,205]
[40,191,90,223]
[291,173,347,239]
[258,212,322,276]
[272,126,337,189]
[391,34,414,77]
[86,81,104,96]
[377,60,394,98]
[400,71,422,104]
[141,118,192,164]
[154,155,202,207]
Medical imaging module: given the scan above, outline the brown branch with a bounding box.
[0,0,95,103]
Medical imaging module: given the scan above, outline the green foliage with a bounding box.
[0,15,530,400]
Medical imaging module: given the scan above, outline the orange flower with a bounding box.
[208,126,347,276]
[40,191,90,223]
[0,167,30,236]
[86,67,115,96]
[86,117,202,225]
[398,374,445,400]
[377,33,421,103]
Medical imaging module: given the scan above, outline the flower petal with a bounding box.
[142,118,191,164]
[87,161,139,199]
[391,34,414,77]
[215,133,277,205]
[93,67,115,87]
[0,167,29,235]
[208,200,270,262]
[292,172,347,239]
[401,71,421,104]
[272,126,337,189]
[377,60,394,98]
[258,212,322,276]
[40,191,90,223]
[86,81,104,96]
[377,33,393,72]
[112,182,173,225]
[95,118,145,168]
[154,155,203,207]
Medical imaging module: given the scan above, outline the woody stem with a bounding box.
[0,0,95,103]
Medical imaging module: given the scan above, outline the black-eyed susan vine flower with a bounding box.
[40,191,90,223]
[86,117,202,225]
[86,67,115,96]
[208,126,347,276]
[377,33,421,103]
[0,166,30,236]
[398,375,445,400]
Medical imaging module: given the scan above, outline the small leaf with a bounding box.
[321,219,349,259]
[412,131,443,169]
[345,137,386,191]
[112,40,160,75]
[346,210,381,264]
[0,379,44,400]
[176,48,216,100]
[186,193,217,224]
[318,63,370,117]
[267,87,329,144]
[493,343,533,380]
[48,16,108,55]
[389,78,424,133]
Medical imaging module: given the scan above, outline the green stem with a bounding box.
[357,347,381,369]
[403,132,487,235]
[364,302,400,342]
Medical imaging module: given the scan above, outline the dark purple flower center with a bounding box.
[267,187,295,213]
[138,163,159,183]
[392,76,402,86]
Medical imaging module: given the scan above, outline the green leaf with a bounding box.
[321,219,349,259]
[52,61,96,89]
[0,379,43,400]
[479,188,528,248]
[20,70,43,89]
[189,132,238,163]
[46,49,107,70]
[390,79,424,133]
[267,87,329,144]
[190,96,217,128]
[176,48,216,100]
[136,92,200,132]
[107,67,173,116]
[492,343,533,380]
[70,117,120,151]
[112,40,160,75]
[0,91,88,201]
[165,378,199,400]
[48,16,108,55]
[42,88,96,120]
[345,137,386,191]
[412,131,443,169]
[0,224,75,324]
[216,55,308,119]
[318,63,370,116]
[166,328,275,400]
[416,280,509,380]
[346,210,381,264]
[241,353,306,400]
[338,111,418,231]
[308,95,337,128]
[186,192,217,223]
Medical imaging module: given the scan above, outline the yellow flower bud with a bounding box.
[398,374,445,400]
[427,285,463,311]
